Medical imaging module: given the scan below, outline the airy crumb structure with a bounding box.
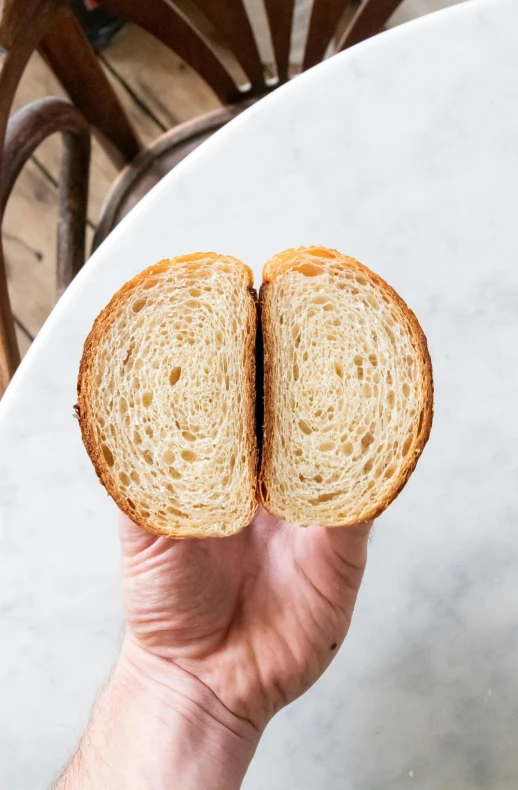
[259,247,433,527]
[77,253,258,538]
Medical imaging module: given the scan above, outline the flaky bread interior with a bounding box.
[77,253,258,538]
[259,247,433,527]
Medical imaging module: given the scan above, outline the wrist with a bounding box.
[112,636,261,789]
[56,636,260,790]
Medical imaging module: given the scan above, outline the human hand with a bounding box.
[120,505,372,730]
[54,507,371,790]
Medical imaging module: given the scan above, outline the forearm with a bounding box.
[53,638,260,790]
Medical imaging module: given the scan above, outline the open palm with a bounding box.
[120,506,371,730]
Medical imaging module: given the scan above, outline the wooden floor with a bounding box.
[4,0,465,359]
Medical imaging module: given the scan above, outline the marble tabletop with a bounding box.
[1,0,518,787]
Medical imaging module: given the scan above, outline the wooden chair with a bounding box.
[0,0,404,396]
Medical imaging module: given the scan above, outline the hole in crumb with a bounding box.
[402,382,410,398]
[387,390,395,408]
[334,362,344,379]
[123,343,135,366]
[312,294,329,306]
[181,450,197,463]
[361,432,374,452]
[369,353,378,366]
[132,298,146,313]
[402,436,413,457]
[319,441,335,452]
[293,262,323,277]
[119,471,130,486]
[169,367,182,386]
[310,491,341,504]
[384,462,396,479]
[142,391,153,407]
[182,431,196,442]
[163,450,175,464]
[168,506,186,517]
[101,444,114,467]
[298,419,312,435]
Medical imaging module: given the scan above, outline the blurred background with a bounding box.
[3,0,465,362]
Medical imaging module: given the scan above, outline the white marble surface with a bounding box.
[1,0,518,786]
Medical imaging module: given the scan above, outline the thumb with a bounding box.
[294,519,373,616]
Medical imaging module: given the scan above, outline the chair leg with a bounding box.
[338,0,403,51]
[57,130,91,296]
[0,97,92,396]
[0,241,21,397]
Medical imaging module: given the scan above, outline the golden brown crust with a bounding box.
[76,253,257,539]
[259,246,434,527]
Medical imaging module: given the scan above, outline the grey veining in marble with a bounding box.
[1,1,518,787]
